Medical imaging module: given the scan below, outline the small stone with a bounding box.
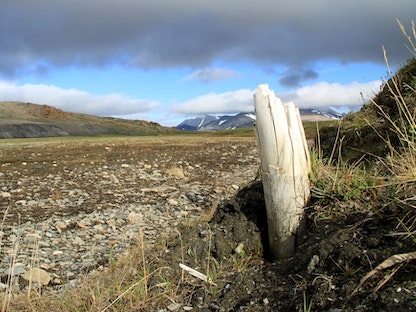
[234,243,245,255]
[52,278,62,285]
[76,221,88,229]
[93,224,106,233]
[53,250,64,256]
[1,191,11,198]
[38,240,51,247]
[167,303,182,311]
[128,212,142,224]
[66,272,75,278]
[5,267,27,276]
[109,174,119,183]
[167,199,179,206]
[307,255,320,273]
[21,268,51,285]
[24,234,41,244]
[106,219,116,226]
[180,210,189,217]
[72,236,85,246]
[165,167,185,178]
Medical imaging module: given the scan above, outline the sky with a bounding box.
[0,1,415,126]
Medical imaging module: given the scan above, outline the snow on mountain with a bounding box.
[176,115,218,130]
[245,113,256,120]
[176,108,344,131]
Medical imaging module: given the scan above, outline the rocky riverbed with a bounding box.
[0,136,259,291]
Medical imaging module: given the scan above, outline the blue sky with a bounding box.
[0,1,414,126]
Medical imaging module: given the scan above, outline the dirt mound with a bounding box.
[371,57,416,120]
[319,57,416,162]
[166,180,416,311]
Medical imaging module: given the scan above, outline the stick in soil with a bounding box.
[178,263,217,286]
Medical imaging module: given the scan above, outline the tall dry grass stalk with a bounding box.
[374,21,416,180]
[398,19,416,57]
[1,200,23,312]
[371,20,416,235]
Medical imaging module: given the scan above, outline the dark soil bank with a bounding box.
[167,180,416,311]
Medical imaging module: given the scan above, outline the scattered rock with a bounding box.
[0,137,259,291]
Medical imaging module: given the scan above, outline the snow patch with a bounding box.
[245,113,256,120]
[197,118,205,129]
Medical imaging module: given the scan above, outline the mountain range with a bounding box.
[176,108,344,131]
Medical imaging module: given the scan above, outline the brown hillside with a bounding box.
[0,102,174,138]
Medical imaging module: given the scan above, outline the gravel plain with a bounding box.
[0,136,260,291]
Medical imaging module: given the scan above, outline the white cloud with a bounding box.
[0,79,384,126]
[172,80,383,117]
[0,81,159,116]
[172,89,254,115]
[279,80,382,108]
[184,67,237,83]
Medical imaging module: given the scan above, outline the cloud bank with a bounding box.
[0,78,382,125]
[172,89,254,115]
[279,81,382,108]
[0,81,159,116]
[173,80,382,116]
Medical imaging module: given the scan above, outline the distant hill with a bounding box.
[0,102,174,138]
[176,108,344,131]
